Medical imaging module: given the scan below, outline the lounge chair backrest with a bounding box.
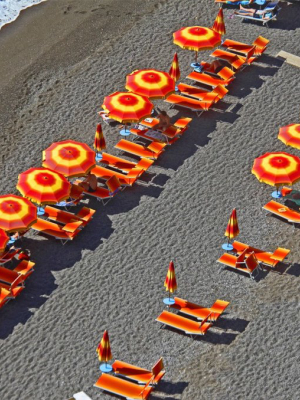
[139,378,154,398]
[246,46,256,61]
[212,85,228,99]
[217,67,235,81]
[236,248,248,264]
[151,358,164,377]
[70,184,84,199]
[253,36,269,52]
[245,252,259,272]
[199,313,211,327]
[107,175,121,195]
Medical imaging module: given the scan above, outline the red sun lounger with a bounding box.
[115,139,166,160]
[0,282,24,299]
[44,206,95,226]
[75,175,122,205]
[170,297,230,322]
[217,250,260,279]
[263,200,300,225]
[164,93,214,116]
[112,357,165,385]
[0,248,21,265]
[31,218,83,244]
[187,67,235,88]
[210,49,247,70]
[178,83,228,103]
[0,286,11,308]
[140,117,192,130]
[13,260,35,279]
[0,266,25,288]
[94,373,153,399]
[222,36,269,57]
[231,240,290,270]
[100,152,154,173]
[92,165,144,187]
[156,310,212,338]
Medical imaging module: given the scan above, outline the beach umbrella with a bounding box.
[125,69,175,100]
[212,8,226,36]
[16,167,71,216]
[173,26,221,65]
[252,152,300,198]
[278,124,300,150]
[102,91,153,136]
[94,124,106,162]
[169,52,180,91]
[96,330,113,372]
[0,194,37,233]
[222,208,239,251]
[163,261,177,305]
[43,140,96,178]
[0,229,9,253]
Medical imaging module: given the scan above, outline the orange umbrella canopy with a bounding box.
[278,124,300,150]
[173,26,221,53]
[0,229,9,252]
[102,91,153,124]
[94,124,106,152]
[126,69,175,100]
[43,140,96,178]
[96,330,112,362]
[0,194,37,232]
[225,209,239,239]
[252,152,300,187]
[212,8,226,35]
[164,261,177,293]
[169,52,181,82]
[17,167,71,206]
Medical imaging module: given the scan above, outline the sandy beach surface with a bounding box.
[0,0,300,399]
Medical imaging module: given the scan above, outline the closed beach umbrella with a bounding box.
[173,26,221,64]
[164,261,177,305]
[212,8,226,36]
[222,208,239,251]
[125,69,175,100]
[94,124,106,162]
[43,140,96,178]
[0,229,9,253]
[252,152,300,198]
[278,124,300,150]
[97,330,113,372]
[169,52,181,83]
[0,194,37,233]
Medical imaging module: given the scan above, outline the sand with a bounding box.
[0,0,300,399]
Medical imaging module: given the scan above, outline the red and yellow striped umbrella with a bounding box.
[43,140,96,178]
[0,229,9,252]
[17,167,71,206]
[252,152,300,187]
[102,91,153,124]
[126,69,175,100]
[96,330,112,363]
[173,26,221,62]
[0,194,37,233]
[225,209,239,239]
[278,124,300,150]
[212,8,226,36]
[164,261,177,294]
[94,124,106,152]
[169,52,180,82]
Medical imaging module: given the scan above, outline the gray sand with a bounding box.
[0,0,300,399]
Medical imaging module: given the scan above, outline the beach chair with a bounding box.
[164,94,214,117]
[222,36,269,57]
[234,2,280,27]
[263,200,300,226]
[0,282,24,298]
[217,250,260,279]
[13,259,35,279]
[92,165,144,187]
[140,117,192,130]
[112,357,165,385]
[0,248,21,265]
[115,139,166,160]
[44,206,95,226]
[0,286,12,308]
[178,83,228,104]
[231,240,290,270]
[31,218,83,245]
[156,310,212,338]
[101,152,154,173]
[55,184,85,209]
[94,374,153,399]
[75,176,122,205]
[210,49,247,70]
[187,67,235,88]
[98,111,115,125]
[170,297,230,322]
[0,266,25,288]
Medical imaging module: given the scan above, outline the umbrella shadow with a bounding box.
[155,380,189,398]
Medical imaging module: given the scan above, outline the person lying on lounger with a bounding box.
[78,172,98,193]
[155,110,172,131]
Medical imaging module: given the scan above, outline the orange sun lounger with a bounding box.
[0,248,21,265]
[231,240,290,270]
[156,310,212,338]
[0,286,12,308]
[31,218,83,244]
[92,165,145,187]
[210,49,247,70]
[0,282,24,299]
[140,117,192,130]
[112,357,165,385]
[164,93,214,116]
[76,175,122,205]
[217,250,260,279]
[263,200,300,225]
[94,373,153,399]
[44,206,96,226]
[115,139,166,160]
[187,66,235,88]
[100,152,154,173]
[222,36,269,57]
[13,259,35,279]
[0,266,25,288]
[178,83,228,103]
[170,297,230,322]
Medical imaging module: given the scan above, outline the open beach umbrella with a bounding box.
[102,91,153,136]
[252,152,300,198]
[125,69,175,100]
[163,261,177,305]
[0,229,9,253]
[0,194,37,233]
[43,140,96,178]
[94,124,106,162]
[96,330,113,372]
[173,26,221,64]
[278,124,300,150]
[212,8,226,36]
[222,208,239,251]
[16,167,71,216]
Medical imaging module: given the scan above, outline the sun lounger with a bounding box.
[75,175,122,204]
[0,248,21,265]
[55,184,85,209]
[94,373,153,399]
[115,139,166,160]
[156,310,212,338]
[112,358,165,385]
[0,286,12,308]
[44,206,95,226]
[0,266,25,288]
[0,282,24,298]
[31,218,83,244]
[100,152,154,173]
[234,2,280,27]
[263,200,300,225]
[222,36,269,57]
[140,117,192,130]
[187,67,235,88]
[217,250,260,278]
[170,297,230,322]
[92,165,144,187]
[210,49,247,70]
[164,94,214,116]
[13,260,35,279]
[178,83,228,104]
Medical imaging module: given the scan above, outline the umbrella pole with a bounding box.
[195,51,198,64]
